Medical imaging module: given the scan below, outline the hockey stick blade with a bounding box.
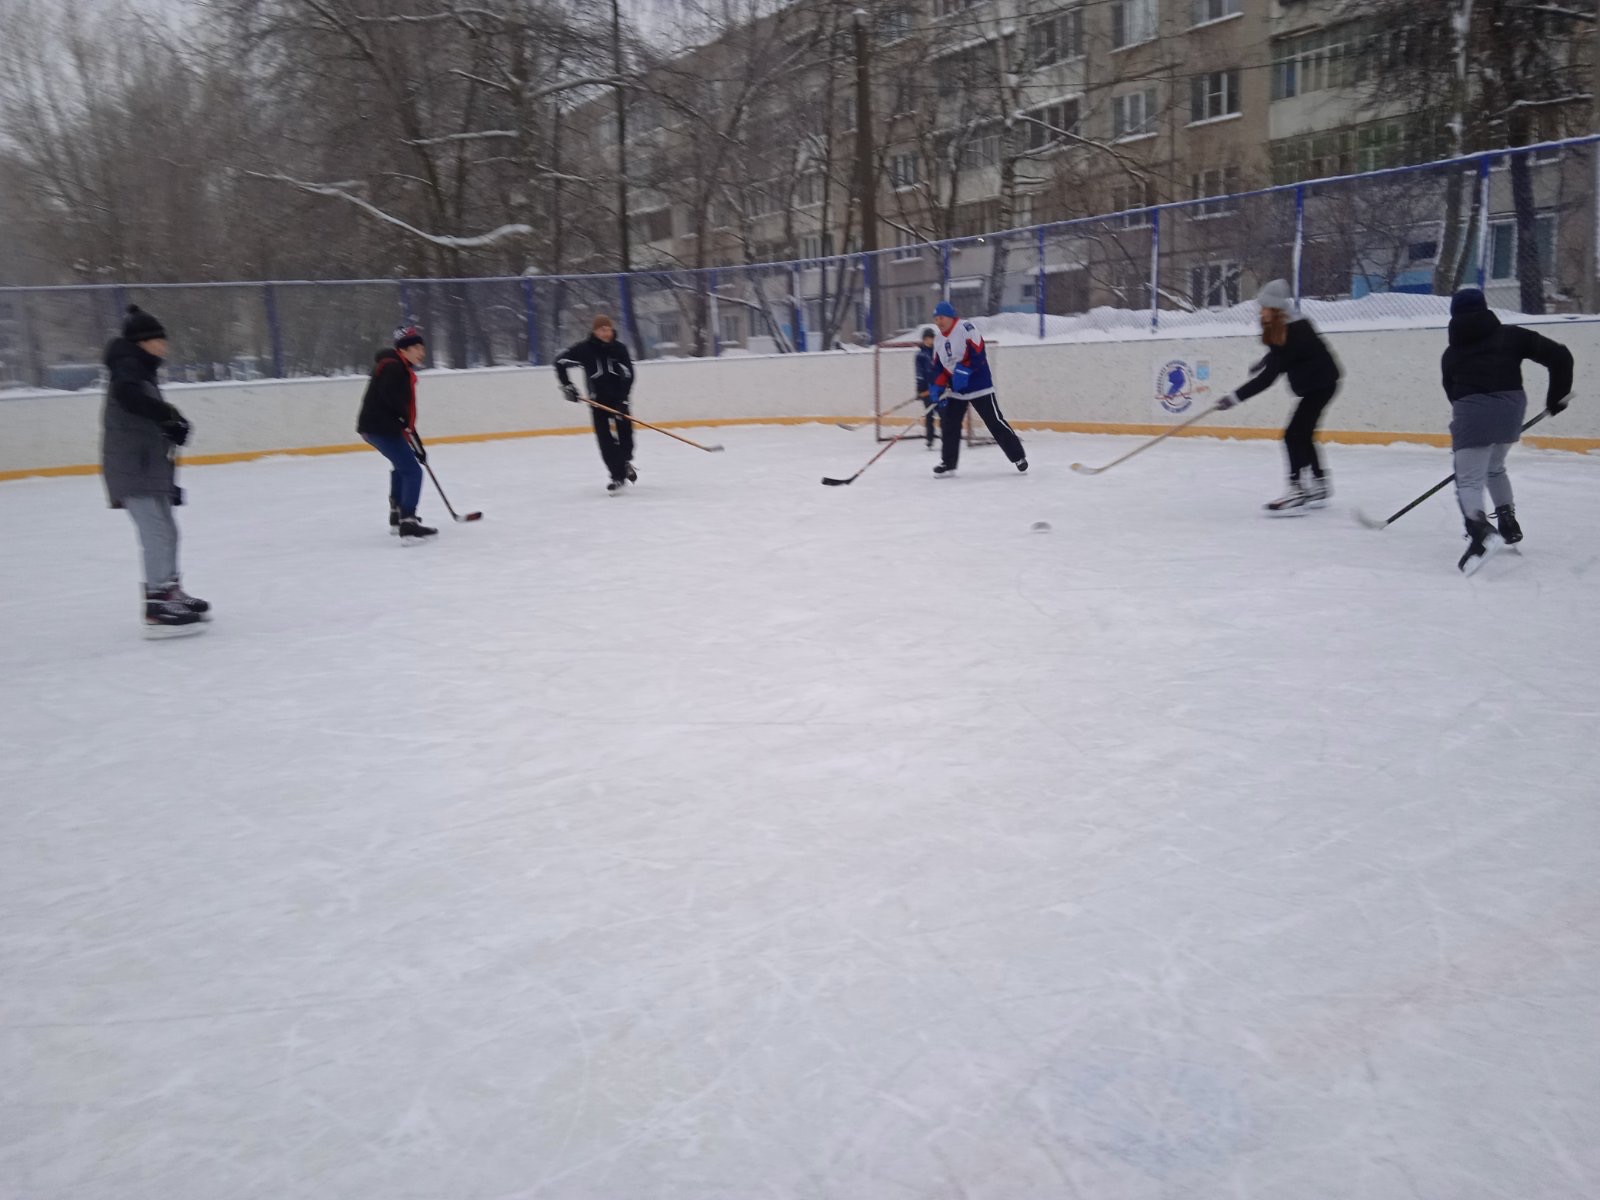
[1353,509,1389,530]
[1068,462,1103,475]
[820,476,855,486]
[455,511,484,522]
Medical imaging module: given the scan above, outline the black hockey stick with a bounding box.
[410,433,483,522]
[836,394,922,431]
[1070,404,1220,475]
[1354,410,1549,530]
[822,402,936,485]
[582,397,725,452]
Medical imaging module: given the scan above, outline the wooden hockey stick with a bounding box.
[1069,404,1220,475]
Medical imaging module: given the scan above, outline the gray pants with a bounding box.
[124,495,179,586]
[1453,443,1514,520]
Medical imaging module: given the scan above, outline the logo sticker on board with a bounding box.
[1154,358,1212,417]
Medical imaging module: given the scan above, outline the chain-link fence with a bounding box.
[2,138,1593,391]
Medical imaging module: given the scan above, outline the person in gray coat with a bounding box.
[101,306,210,636]
[1440,288,1574,573]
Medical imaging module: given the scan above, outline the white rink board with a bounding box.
[2,426,1597,1200]
[3,321,1599,476]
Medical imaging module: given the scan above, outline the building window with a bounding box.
[959,130,1001,170]
[935,0,975,14]
[1189,166,1241,217]
[1112,87,1159,140]
[878,7,912,43]
[633,207,673,242]
[801,233,835,261]
[893,227,923,261]
[1111,179,1157,228]
[1190,0,1240,25]
[797,172,824,207]
[717,312,742,346]
[1024,99,1081,151]
[1190,262,1241,309]
[1111,0,1158,48]
[1028,8,1083,66]
[655,317,681,346]
[1271,25,1370,101]
[1488,215,1557,281]
[1189,69,1240,123]
[890,152,920,190]
[897,293,928,330]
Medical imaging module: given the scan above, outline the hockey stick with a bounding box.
[822,403,937,486]
[1354,410,1550,530]
[836,394,922,431]
[409,433,483,522]
[1070,404,1220,475]
[582,397,725,452]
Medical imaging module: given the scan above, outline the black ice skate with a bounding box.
[1458,511,1503,575]
[1264,480,1308,516]
[1016,458,1029,473]
[1494,504,1523,545]
[398,515,438,544]
[164,576,211,620]
[606,479,627,495]
[626,464,638,484]
[142,585,204,639]
[1303,472,1331,508]
[933,463,957,477]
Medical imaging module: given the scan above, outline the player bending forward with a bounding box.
[1441,287,1573,574]
[927,300,1027,477]
[1215,279,1342,514]
[357,325,436,543]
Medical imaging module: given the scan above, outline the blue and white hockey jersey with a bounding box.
[930,319,995,399]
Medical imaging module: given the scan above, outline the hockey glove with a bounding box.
[406,429,427,464]
[1213,391,1242,411]
[561,382,582,403]
[928,383,946,410]
[950,364,972,393]
[159,414,192,446]
[1548,390,1571,416]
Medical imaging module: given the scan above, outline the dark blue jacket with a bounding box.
[914,344,937,394]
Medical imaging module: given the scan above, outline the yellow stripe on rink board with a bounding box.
[2,415,1595,482]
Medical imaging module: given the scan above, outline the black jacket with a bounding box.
[914,345,937,394]
[555,335,634,406]
[100,337,185,508]
[356,349,417,436]
[1235,318,1342,403]
[1441,308,1573,410]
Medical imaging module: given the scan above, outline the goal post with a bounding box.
[872,337,998,446]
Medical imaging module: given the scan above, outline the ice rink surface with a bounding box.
[3,424,1598,1200]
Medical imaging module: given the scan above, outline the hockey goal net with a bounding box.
[872,337,997,446]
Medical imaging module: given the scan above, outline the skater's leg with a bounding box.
[1485,441,1514,509]
[1289,389,1335,478]
[939,399,968,469]
[365,433,425,517]
[1453,445,1492,520]
[970,395,1026,463]
[124,494,178,585]
[591,407,625,480]
[615,401,635,469]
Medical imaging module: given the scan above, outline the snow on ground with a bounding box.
[2,424,1597,1200]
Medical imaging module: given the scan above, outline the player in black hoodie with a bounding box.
[1215,278,1343,514]
[356,326,436,542]
[555,313,637,494]
[1440,288,1573,573]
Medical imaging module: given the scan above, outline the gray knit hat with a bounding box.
[1256,279,1292,311]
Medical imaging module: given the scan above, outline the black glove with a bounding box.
[1548,392,1570,416]
[1214,391,1243,411]
[561,382,581,403]
[406,428,427,464]
[159,414,191,446]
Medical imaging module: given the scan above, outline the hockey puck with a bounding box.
[1030,520,1052,532]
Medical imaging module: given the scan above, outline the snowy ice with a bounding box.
[2,426,1598,1199]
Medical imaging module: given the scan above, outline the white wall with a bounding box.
[4,324,1597,477]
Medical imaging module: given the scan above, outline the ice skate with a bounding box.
[606,479,626,495]
[142,585,204,639]
[1303,472,1331,508]
[389,500,400,535]
[1016,458,1029,473]
[164,576,210,620]
[1494,504,1522,545]
[399,515,438,543]
[1458,512,1503,575]
[1264,480,1308,516]
[933,462,957,477]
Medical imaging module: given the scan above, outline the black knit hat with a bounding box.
[393,324,425,350]
[122,305,166,343]
[1450,288,1488,316]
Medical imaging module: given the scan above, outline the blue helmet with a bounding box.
[933,300,957,319]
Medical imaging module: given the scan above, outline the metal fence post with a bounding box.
[521,276,539,365]
[793,266,808,353]
[1035,226,1047,340]
[1475,156,1493,291]
[940,242,951,302]
[709,270,720,357]
[262,284,286,378]
[861,252,877,344]
[1149,209,1161,334]
[398,281,413,325]
[1292,185,1306,314]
